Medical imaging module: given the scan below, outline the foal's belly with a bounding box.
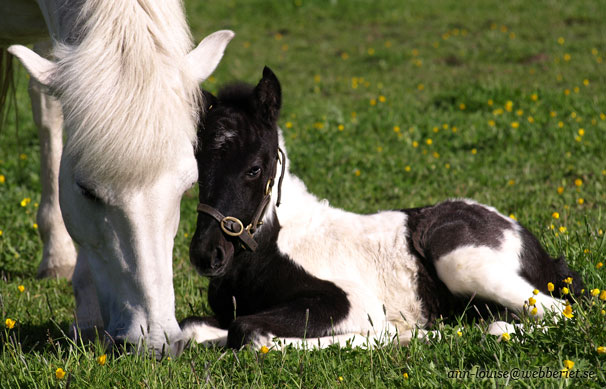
[278,208,426,334]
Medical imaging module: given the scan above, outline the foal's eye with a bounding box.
[246,166,262,177]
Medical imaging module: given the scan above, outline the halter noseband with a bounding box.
[196,147,285,252]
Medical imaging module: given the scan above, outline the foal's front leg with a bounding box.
[226,296,347,349]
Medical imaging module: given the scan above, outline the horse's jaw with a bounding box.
[58,139,198,358]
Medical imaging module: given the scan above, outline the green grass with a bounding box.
[1,0,606,387]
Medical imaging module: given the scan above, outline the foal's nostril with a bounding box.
[212,246,225,269]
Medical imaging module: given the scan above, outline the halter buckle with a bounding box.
[220,216,244,237]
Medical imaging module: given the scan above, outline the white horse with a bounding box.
[1,0,233,356]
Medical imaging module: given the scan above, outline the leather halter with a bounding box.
[196,147,285,252]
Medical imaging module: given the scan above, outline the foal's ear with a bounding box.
[201,90,219,113]
[254,66,281,124]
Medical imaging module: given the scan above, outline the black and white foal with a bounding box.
[182,67,584,349]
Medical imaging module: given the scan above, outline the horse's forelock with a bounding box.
[53,0,199,188]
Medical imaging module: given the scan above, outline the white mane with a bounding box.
[52,0,200,187]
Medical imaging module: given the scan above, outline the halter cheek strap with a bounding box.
[196,147,285,252]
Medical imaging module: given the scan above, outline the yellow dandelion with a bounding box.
[550,111,557,117]
[577,198,584,205]
[527,116,534,123]
[457,330,462,337]
[0,174,5,184]
[432,152,440,159]
[20,197,31,207]
[426,138,433,145]
[533,289,539,295]
[563,360,574,370]
[354,169,361,177]
[578,128,585,136]
[562,304,573,318]
[564,89,570,96]
[338,124,344,131]
[557,37,565,45]
[547,282,554,292]
[559,226,567,233]
[574,178,583,187]
[597,346,606,355]
[600,290,606,301]
[338,376,344,382]
[493,108,504,115]
[561,368,570,378]
[367,48,375,56]
[563,277,572,284]
[33,223,38,230]
[260,345,269,354]
[393,126,400,133]
[508,179,515,186]
[583,79,589,86]
[552,212,560,219]
[596,262,603,269]
[19,153,27,160]
[242,41,251,48]
[563,53,571,61]
[370,98,377,106]
[531,307,538,315]
[487,99,494,106]
[412,141,419,148]
[417,83,424,91]
[505,101,513,112]
[403,372,409,379]
[531,93,538,101]
[516,109,524,116]
[285,121,293,129]
[471,148,477,155]
[377,146,383,153]
[384,40,392,48]
[501,333,511,341]
[528,297,536,306]
[562,287,569,295]
[97,354,107,365]
[5,318,16,329]
[340,52,349,60]
[55,368,66,379]
[405,166,411,172]
[0,230,4,237]
[442,123,449,130]
[459,103,466,110]
[281,44,289,51]
[511,121,519,129]
[378,95,386,103]
[488,120,495,126]
[557,186,564,195]
[509,214,517,220]
[591,289,600,297]
[18,285,25,293]
[573,86,579,93]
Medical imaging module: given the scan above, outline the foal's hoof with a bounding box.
[37,264,75,280]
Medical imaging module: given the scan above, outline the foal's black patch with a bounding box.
[403,200,512,324]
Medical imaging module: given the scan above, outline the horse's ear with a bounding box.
[8,45,56,88]
[254,66,281,124]
[187,30,235,83]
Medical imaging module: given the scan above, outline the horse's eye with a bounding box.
[77,182,101,202]
[246,166,261,177]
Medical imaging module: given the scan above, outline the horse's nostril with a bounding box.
[212,246,225,269]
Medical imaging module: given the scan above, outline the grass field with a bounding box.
[1,0,606,387]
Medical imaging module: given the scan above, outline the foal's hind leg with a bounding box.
[434,231,566,318]
[29,41,76,279]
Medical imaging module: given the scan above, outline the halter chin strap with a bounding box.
[196,147,286,252]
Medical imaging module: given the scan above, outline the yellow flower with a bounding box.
[260,345,269,354]
[457,330,462,337]
[412,141,418,148]
[528,297,536,306]
[533,289,539,295]
[417,83,424,91]
[354,169,361,177]
[338,124,344,131]
[574,178,583,187]
[531,307,538,315]
[516,109,523,116]
[19,153,27,160]
[369,98,377,106]
[561,368,570,378]
[459,103,466,110]
[557,37,565,45]
[563,277,572,284]
[20,197,32,207]
[471,148,477,155]
[563,360,574,370]
[596,262,603,269]
[18,285,25,293]
[55,368,66,379]
[501,333,511,341]
[285,121,293,129]
[562,287,569,295]
[577,198,584,205]
[562,304,573,318]
[557,186,564,195]
[509,214,517,220]
[0,174,5,184]
[527,116,534,123]
[578,128,585,136]
[487,99,494,106]
[552,212,560,219]
[488,120,495,126]
[378,95,386,103]
[5,318,16,329]
[597,346,606,355]
[510,122,519,129]
[97,354,107,365]
[426,138,433,145]
[559,226,567,233]
[33,223,38,230]
[563,53,571,61]
[600,290,606,301]
[393,126,400,133]
[547,282,554,292]
[591,289,600,297]
[531,93,538,101]
[405,166,411,172]
[508,179,515,186]
[403,372,409,379]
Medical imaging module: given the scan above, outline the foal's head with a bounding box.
[191,67,282,276]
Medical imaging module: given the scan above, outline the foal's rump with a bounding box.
[403,199,583,321]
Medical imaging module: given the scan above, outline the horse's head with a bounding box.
[10,23,234,357]
[191,67,282,277]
